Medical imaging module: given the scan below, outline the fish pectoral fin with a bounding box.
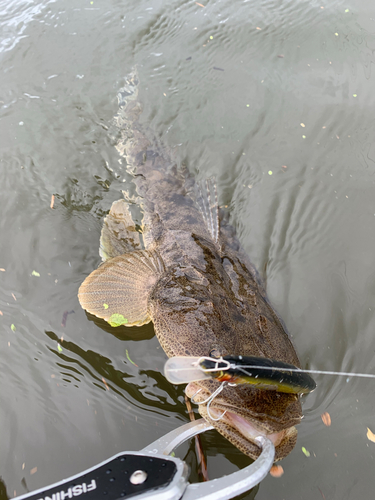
[99,199,142,261]
[78,250,164,327]
[196,178,220,244]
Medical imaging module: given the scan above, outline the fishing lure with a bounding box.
[199,355,317,394]
[164,355,317,394]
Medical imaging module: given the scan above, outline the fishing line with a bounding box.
[167,358,375,380]
[228,365,375,380]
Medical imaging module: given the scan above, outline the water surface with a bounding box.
[1,0,375,498]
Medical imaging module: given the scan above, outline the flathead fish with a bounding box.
[78,69,304,461]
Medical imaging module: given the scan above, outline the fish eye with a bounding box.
[210,347,222,358]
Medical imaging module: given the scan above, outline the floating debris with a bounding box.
[11,324,16,332]
[108,313,128,327]
[102,377,110,390]
[61,310,74,327]
[57,343,63,353]
[270,465,284,477]
[302,446,311,457]
[31,270,40,277]
[50,195,55,209]
[321,412,331,427]
[30,467,37,475]
[367,427,375,443]
[126,349,139,367]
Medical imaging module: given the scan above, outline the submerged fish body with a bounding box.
[78,69,303,461]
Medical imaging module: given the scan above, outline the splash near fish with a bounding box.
[78,68,312,462]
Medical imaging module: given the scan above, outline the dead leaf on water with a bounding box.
[270,465,284,477]
[367,427,375,443]
[321,412,331,426]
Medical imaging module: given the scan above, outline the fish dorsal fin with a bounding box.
[78,250,164,327]
[196,178,219,243]
[99,200,142,261]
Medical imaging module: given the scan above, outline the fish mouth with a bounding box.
[186,382,300,461]
[214,410,288,446]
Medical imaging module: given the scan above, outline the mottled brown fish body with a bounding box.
[78,69,303,461]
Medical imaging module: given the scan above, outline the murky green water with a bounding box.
[1,0,375,498]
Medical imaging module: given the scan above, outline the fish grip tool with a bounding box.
[13,419,275,500]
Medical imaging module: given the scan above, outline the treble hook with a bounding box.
[190,381,227,421]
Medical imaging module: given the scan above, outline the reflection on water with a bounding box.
[43,328,185,418]
[2,0,375,498]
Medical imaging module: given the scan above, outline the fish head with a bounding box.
[150,267,303,461]
[185,378,302,461]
